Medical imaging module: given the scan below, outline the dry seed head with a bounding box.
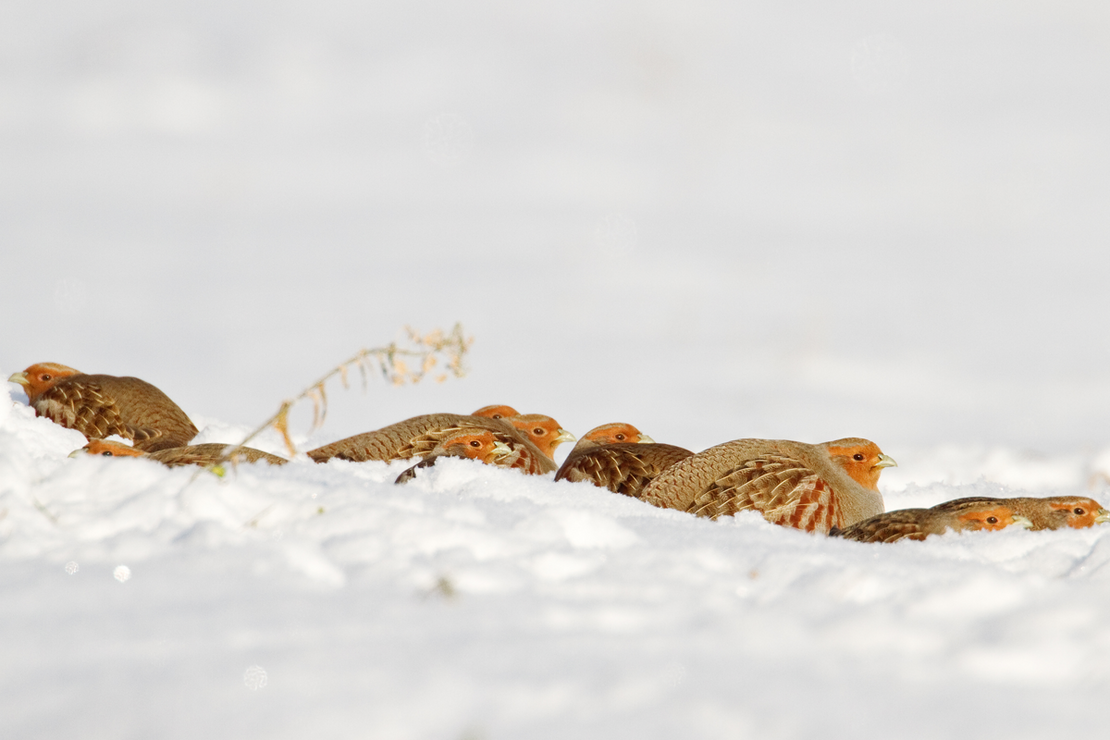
[272,403,296,455]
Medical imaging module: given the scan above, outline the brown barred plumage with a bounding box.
[306,413,555,474]
[831,503,1032,543]
[78,439,287,467]
[640,438,896,534]
[10,363,198,452]
[555,442,694,499]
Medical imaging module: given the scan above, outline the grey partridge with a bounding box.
[76,439,288,466]
[394,429,513,483]
[9,362,198,452]
[555,442,694,499]
[502,414,576,460]
[555,422,687,498]
[931,495,1110,531]
[568,422,654,450]
[306,413,556,474]
[832,501,1033,543]
[639,437,896,534]
[471,405,520,420]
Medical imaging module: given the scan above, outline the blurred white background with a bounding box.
[3,1,1108,452]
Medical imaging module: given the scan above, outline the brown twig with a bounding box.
[219,323,473,461]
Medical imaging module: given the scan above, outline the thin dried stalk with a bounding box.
[217,323,472,461]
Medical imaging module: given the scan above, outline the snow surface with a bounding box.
[4,1,1110,737]
[5,384,1110,739]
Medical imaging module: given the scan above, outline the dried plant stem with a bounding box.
[219,323,473,462]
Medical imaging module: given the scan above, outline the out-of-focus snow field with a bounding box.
[4,1,1110,737]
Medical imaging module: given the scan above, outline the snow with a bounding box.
[4,1,1110,737]
[5,382,1110,739]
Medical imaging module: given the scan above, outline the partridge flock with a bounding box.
[8,361,1109,543]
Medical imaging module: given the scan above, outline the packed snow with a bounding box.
[4,1,1110,737]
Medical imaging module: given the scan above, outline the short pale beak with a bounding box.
[874,454,898,469]
[492,441,512,456]
[68,448,88,459]
[1012,515,1034,530]
[8,371,28,387]
[554,429,576,447]
[637,434,656,444]
[1095,509,1110,525]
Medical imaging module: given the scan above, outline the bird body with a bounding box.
[639,437,895,534]
[556,442,694,499]
[9,363,198,452]
[307,413,556,474]
[832,502,1033,543]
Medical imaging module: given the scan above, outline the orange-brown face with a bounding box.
[438,431,504,463]
[471,405,520,420]
[956,506,1022,531]
[1046,497,1110,529]
[581,423,649,446]
[8,362,82,401]
[508,414,575,458]
[826,440,897,491]
[79,440,146,458]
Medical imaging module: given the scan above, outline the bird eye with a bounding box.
[986,516,998,524]
[469,440,481,448]
[41,374,52,381]
[101,451,114,456]
[1074,508,1086,515]
[853,453,865,461]
[533,428,545,436]
[615,434,626,441]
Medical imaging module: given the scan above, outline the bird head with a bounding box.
[471,404,520,420]
[506,414,576,459]
[70,439,146,459]
[574,423,655,451]
[1045,497,1110,529]
[437,430,512,464]
[8,362,82,402]
[955,505,1032,532]
[824,438,897,490]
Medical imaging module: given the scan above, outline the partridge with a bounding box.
[568,422,655,450]
[931,495,1110,531]
[503,414,576,460]
[639,437,896,534]
[9,362,198,452]
[555,421,684,497]
[831,501,1033,543]
[555,442,694,499]
[76,439,288,467]
[306,413,556,474]
[471,405,520,420]
[394,429,513,483]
